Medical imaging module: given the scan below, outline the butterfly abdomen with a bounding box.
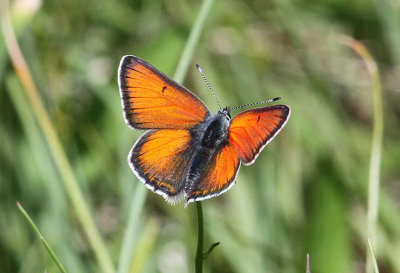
[186,149,212,187]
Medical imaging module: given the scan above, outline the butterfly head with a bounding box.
[220,107,231,121]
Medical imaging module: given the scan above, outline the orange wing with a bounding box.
[185,143,240,204]
[130,129,196,204]
[229,105,290,165]
[118,55,210,129]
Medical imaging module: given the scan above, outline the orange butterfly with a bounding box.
[118,55,290,205]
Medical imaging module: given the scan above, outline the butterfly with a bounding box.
[118,55,290,205]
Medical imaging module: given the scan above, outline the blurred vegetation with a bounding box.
[1,0,400,272]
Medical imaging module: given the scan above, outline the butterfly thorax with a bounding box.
[197,112,230,149]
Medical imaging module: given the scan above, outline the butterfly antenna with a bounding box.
[230,97,281,110]
[196,64,222,110]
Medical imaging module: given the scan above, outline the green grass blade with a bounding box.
[17,202,68,273]
[173,0,215,83]
[367,238,380,273]
[117,186,147,273]
[129,218,161,273]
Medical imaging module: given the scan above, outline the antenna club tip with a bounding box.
[273,97,281,101]
[195,64,203,72]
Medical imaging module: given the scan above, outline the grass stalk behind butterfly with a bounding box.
[117,0,215,272]
[340,36,384,273]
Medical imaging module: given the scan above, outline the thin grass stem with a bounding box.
[195,202,204,273]
[340,36,383,273]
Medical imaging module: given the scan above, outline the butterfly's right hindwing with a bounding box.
[185,142,240,204]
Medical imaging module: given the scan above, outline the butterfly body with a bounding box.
[118,55,290,205]
[186,110,231,194]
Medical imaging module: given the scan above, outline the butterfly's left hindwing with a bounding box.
[130,129,196,203]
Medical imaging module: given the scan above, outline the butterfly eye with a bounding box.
[222,107,231,120]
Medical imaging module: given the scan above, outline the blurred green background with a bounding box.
[1,0,400,272]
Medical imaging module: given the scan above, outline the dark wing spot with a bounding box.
[257,116,260,123]
[162,86,167,93]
